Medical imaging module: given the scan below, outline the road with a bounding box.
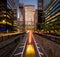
[11,31,47,57]
[0,32,21,37]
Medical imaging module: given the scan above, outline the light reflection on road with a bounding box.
[25,30,36,57]
[25,44,36,57]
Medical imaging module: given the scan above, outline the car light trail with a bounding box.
[28,30,32,43]
[25,44,36,57]
[25,30,36,57]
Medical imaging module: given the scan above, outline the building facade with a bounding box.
[37,0,45,30]
[0,0,7,33]
[25,5,35,30]
[38,0,43,10]
[0,0,18,33]
[13,9,17,31]
[44,0,60,31]
[34,9,38,31]
[19,3,25,32]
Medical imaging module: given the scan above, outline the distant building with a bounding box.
[37,0,45,30]
[44,0,60,31]
[25,5,35,30]
[34,9,38,31]
[19,3,25,32]
[38,0,43,10]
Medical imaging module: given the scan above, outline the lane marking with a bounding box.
[14,52,23,56]
[34,34,48,57]
[32,35,44,57]
[10,34,28,57]
[19,46,24,48]
[37,46,40,49]
[21,35,28,57]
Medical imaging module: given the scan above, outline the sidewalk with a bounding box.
[0,32,20,37]
[34,31,60,38]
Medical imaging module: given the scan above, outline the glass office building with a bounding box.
[0,0,17,32]
[44,0,60,30]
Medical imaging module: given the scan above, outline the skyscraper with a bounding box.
[37,0,44,30]
[0,0,18,33]
[19,3,25,32]
[44,0,60,32]
[38,0,43,10]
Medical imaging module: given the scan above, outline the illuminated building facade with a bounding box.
[0,0,17,32]
[13,9,17,31]
[44,0,60,30]
[25,5,35,30]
